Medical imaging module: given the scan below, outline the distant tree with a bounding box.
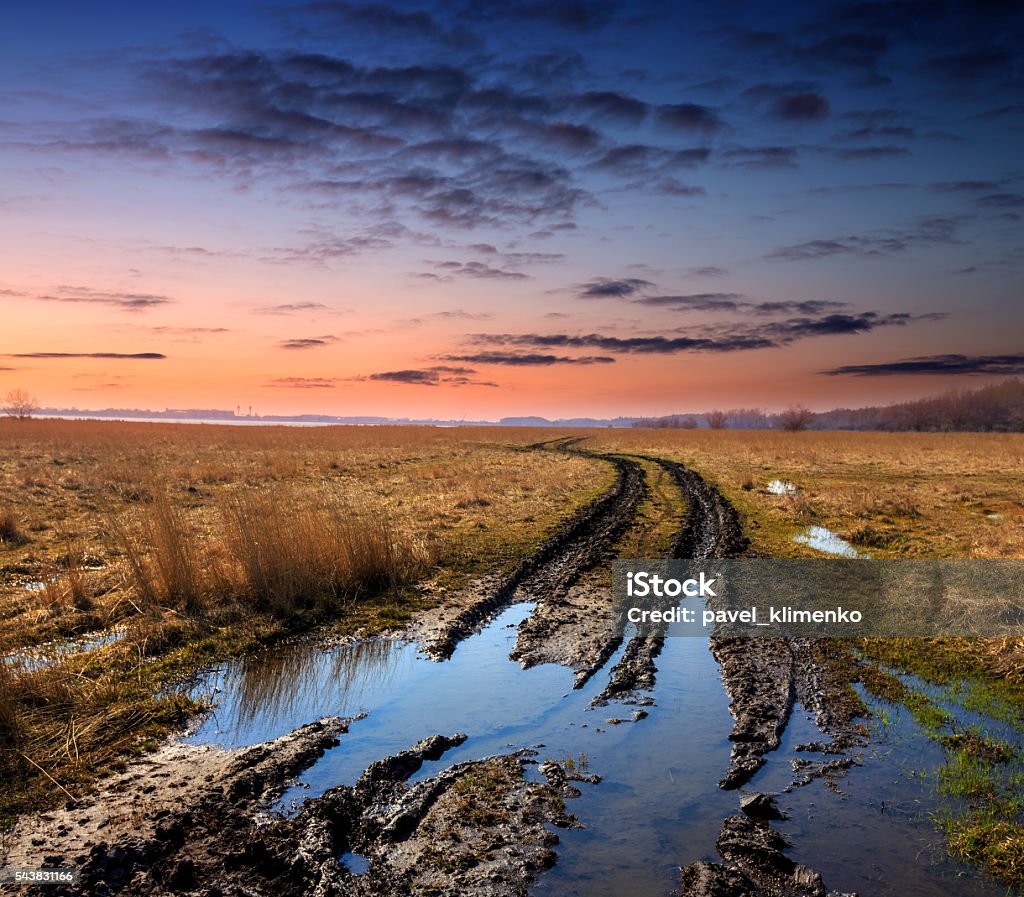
[2,389,40,419]
[706,409,728,429]
[778,405,814,432]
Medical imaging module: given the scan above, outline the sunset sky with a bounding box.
[1,0,1022,418]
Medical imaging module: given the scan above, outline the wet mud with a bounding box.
[3,443,877,897]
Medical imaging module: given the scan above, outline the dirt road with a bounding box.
[4,442,861,897]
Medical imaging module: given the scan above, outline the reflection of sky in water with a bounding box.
[3,627,127,672]
[188,601,1010,897]
[794,525,866,558]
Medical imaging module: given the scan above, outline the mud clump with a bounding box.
[680,815,855,897]
[13,720,582,897]
[713,637,795,789]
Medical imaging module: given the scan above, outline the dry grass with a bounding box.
[0,507,27,545]
[0,421,601,645]
[582,429,1024,559]
[0,420,604,817]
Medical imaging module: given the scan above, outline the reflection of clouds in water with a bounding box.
[222,638,405,733]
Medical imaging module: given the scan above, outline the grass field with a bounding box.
[585,428,1024,559]
[4,421,1024,882]
[0,420,605,820]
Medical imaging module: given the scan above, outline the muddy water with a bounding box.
[187,606,1017,897]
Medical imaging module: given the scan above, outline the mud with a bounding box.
[668,465,865,897]
[8,720,581,897]
[415,452,645,664]
[591,456,749,706]
[680,815,854,897]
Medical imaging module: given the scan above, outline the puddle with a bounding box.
[771,678,1023,897]
[3,627,128,672]
[24,581,47,592]
[340,852,371,875]
[187,602,1011,896]
[190,605,737,896]
[794,525,866,558]
[766,480,798,495]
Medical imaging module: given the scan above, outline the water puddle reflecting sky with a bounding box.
[186,601,1013,897]
[794,525,866,559]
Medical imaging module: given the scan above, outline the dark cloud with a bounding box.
[687,266,728,277]
[35,287,174,311]
[365,365,497,385]
[439,351,615,365]
[253,301,333,314]
[761,311,941,340]
[466,333,774,353]
[654,178,707,197]
[424,260,530,280]
[571,91,649,126]
[636,294,848,315]
[263,233,396,265]
[461,0,626,31]
[832,144,910,160]
[468,311,936,355]
[768,216,963,260]
[823,353,1024,376]
[7,352,166,359]
[842,124,915,140]
[291,1,473,47]
[577,277,654,298]
[28,49,602,238]
[368,369,444,385]
[655,103,723,133]
[590,144,710,175]
[278,335,339,349]
[718,146,799,169]
[636,292,747,312]
[575,277,850,317]
[266,376,340,388]
[772,93,830,122]
[930,180,1002,192]
[923,47,1015,81]
[976,192,1024,208]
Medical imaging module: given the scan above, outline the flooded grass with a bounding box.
[793,524,866,558]
[853,650,1024,888]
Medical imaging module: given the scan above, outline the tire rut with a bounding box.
[590,456,746,707]
[419,444,646,661]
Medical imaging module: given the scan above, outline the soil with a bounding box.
[3,444,867,897]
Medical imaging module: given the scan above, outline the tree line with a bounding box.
[632,378,1024,432]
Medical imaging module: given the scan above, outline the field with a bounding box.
[585,428,1024,559]
[0,420,604,820]
[3,421,1024,892]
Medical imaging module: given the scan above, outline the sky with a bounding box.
[1,0,1022,419]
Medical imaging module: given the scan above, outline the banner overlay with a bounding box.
[612,559,1024,637]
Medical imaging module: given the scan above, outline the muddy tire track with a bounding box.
[661,462,863,897]
[590,456,747,707]
[419,448,646,663]
[681,814,855,897]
